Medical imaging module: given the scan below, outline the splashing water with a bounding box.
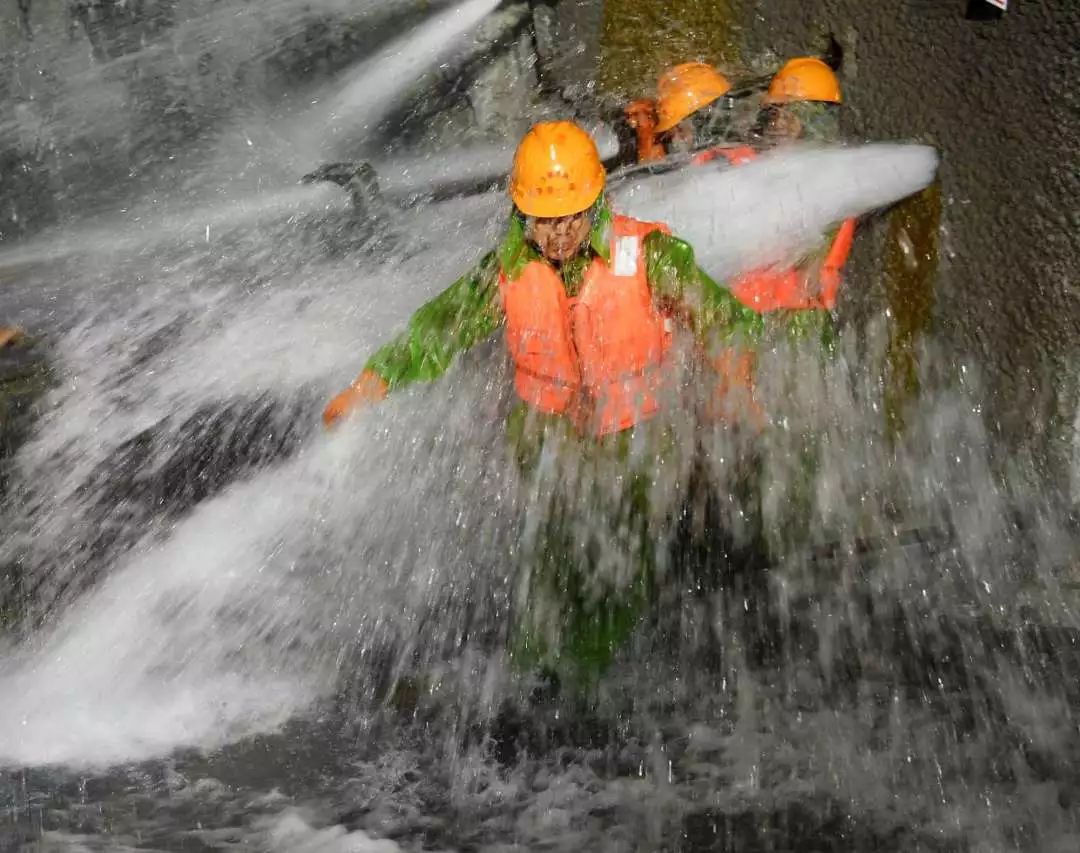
[1,2,1078,851]
[298,0,506,160]
[613,143,940,279]
[0,140,941,767]
[370,120,621,198]
[0,197,517,765]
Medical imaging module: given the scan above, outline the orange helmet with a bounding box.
[763,57,842,105]
[509,121,605,218]
[655,62,732,133]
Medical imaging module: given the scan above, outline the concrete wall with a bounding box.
[736,0,1079,476]
[564,0,1078,484]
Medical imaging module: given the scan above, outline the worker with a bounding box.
[701,58,855,549]
[631,57,852,427]
[654,57,854,322]
[614,57,853,319]
[649,62,734,161]
[723,57,853,316]
[322,120,761,683]
[754,56,843,144]
[608,63,735,169]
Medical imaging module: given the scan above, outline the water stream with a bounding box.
[1,1,1078,850]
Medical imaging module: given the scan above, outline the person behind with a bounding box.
[718,57,854,316]
[630,61,734,164]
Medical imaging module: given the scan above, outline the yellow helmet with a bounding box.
[763,57,842,105]
[509,121,606,218]
[655,62,733,133]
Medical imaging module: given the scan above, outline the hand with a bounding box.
[322,370,388,429]
[0,326,25,348]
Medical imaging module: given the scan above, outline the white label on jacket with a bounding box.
[614,236,638,277]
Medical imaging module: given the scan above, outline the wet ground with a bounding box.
[7,574,1080,852]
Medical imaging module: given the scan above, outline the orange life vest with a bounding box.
[693,145,856,313]
[692,145,757,167]
[498,216,672,436]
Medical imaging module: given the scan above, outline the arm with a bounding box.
[609,100,666,168]
[726,217,856,313]
[323,252,503,426]
[817,217,856,309]
[644,231,764,344]
[645,231,766,428]
[787,217,856,310]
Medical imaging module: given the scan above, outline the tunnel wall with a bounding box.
[552,0,1078,488]
[736,0,1079,482]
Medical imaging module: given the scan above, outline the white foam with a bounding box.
[259,810,407,853]
[0,382,513,766]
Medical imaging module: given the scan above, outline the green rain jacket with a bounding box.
[362,196,762,395]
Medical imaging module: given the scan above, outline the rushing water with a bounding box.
[2,1,1079,851]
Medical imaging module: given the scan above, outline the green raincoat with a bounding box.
[363,198,762,391]
[359,197,764,684]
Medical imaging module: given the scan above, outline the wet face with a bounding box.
[761,105,804,143]
[527,211,593,263]
[664,119,696,155]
